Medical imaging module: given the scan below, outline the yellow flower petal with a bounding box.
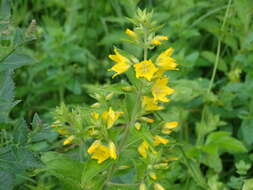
[138,140,149,158]
[152,77,175,102]
[162,121,178,134]
[63,135,74,145]
[153,135,169,146]
[91,112,99,120]
[109,141,117,160]
[87,140,101,154]
[151,35,168,46]
[156,48,178,71]
[143,96,163,111]
[154,183,165,190]
[134,60,158,81]
[108,49,130,78]
[125,28,137,38]
[139,183,147,190]
[141,117,155,123]
[102,107,123,128]
[91,144,110,164]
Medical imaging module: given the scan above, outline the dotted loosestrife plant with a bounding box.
[51,9,179,190]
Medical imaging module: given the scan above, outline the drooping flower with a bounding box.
[151,36,168,45]
[152,77,175,102]
[138,140,149,158]
[102,107,123,128]
[87,140,111,164]
[125,28,137,39]
[108,49,131,78]
[143,96,163,111]
[108,141,117,160]
[162,121,178,134]
[63,135,75,145]
[156,48,178,71]
[154,183,165,190]
[153,135,169,146]
[134,60,158,81]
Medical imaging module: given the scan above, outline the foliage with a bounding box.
[1,0,253,189]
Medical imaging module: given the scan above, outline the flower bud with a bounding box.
[139,182,147,190]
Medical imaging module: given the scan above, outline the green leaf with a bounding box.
[0,52,34,72]
[241,117,253,146]
[206,131,247,154]
[41,152,84,190]
[13,118,29,145]
[0,0,10,20]
[81,159,112,189]
[243,178,253,190]
[0,171,14,190]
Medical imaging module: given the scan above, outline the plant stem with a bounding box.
[207,0,233,93]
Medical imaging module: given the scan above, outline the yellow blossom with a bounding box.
[138,140,149,158]
[162,121,178,134]
[156,48,178,71]
[108,49,131,78]
[154,183,165,190]
[139,182,147,190]
[102,107,123,128]
[153,135,169,146]
[143,96,163,111]
[135,122,141,130]
[63,135,74,145]
[108,141,117,160]
[152,77,175,102]
[87,140,111,164]
[141,117,155,123]
[151,36,168,45]
[91,112,99,120]
[125,28,137,38]
[134,60,158,81]
[149,171,157,180]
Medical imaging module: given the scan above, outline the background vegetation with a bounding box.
[0,0,253,189]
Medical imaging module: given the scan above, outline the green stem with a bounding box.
[178,146,207,189]
[207,0,233,93]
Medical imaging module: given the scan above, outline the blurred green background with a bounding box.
[1,0,253,189]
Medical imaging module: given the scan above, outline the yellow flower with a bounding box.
[156,48,178,71]
[102,107,123,128]
[135,122,141,130]
[108,49,131,78]
[91,112,99,120]
[87,140,111,164]
[153,135,169,146]
[139,182,147,190]
[151,36,168,45]
[134,60,158,81]
[141,117,155,123]
[108,141,117,160]
[138,140,149,158]
[125,28,137,38]
[63,135,74,145]
[154,183,165,190]
[152,77,175,102]
[149,171,157,180]
[143,96,163,111]
[162,121,178,134]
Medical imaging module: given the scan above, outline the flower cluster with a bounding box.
[52,10,180,190]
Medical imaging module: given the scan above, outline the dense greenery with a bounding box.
[0,0,253,189]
